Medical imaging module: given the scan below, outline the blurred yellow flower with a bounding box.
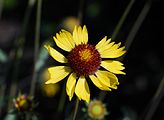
[88,100,108,120]
[42,84,60,97]
[62,16,80,32]
[41,69,60,97]
[45,25,126,103]
[13,94,33,111]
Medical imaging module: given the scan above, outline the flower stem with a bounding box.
[0,0,3,19]
[125,0,152,52]
[72,98,79,120]
[78,0,85,25]
[112,0,135,41]
[7,0,36,112]
[98,0,152,101]
[71,0,85,119]
[30,0,42,96]
[141,75,164,120]
[57,84,66,113]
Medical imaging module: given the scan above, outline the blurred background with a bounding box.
[0,0,163,120]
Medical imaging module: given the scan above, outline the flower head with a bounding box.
[13,94,34,112]
[88,100,108,120]
[45,25,126,103]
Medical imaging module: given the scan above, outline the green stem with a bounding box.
[57,84,66,113]
[71,0,85,119]
[78,0,85,25]
[99,0,152,101]
[125,0,152,52]
[112,0,135,41]
[72,98,79,120]
[0,0,3,19]
[142,75,164,120]
[30,0,42,96]
[7,0,36,111]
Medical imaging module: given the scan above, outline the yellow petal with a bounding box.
[45,66,71,84]
[97,41,115,53]
[89,75,111,91]
[96,36,107,50]
[101,60,125,74]
[101,71,119,89]
[75,77,90,103]
[100,42,126,58]
[95,70,119,89]
[73,26,88,45]
[95,70,111,87]
[82,25,88,44]
[66,73,77,101]
[53,30,74,51]
[44,45,67,63]
[61,30,75,48]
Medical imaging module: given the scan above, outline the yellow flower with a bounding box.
[42,84,60,97]
[88,100,108,120]
[45,25,126,103]
[13,94,34,111]
[62,16,80,32]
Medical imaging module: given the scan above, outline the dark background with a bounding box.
[0,0,163,120]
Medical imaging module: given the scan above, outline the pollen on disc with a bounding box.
[67,44,101,76]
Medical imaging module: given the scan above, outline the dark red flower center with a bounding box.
[67,44,101,76]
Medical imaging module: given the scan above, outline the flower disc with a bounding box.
[67,44,101,76]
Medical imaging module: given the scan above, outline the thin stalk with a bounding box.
[141,75,164,120]
[125,0,152,52]
[112,0,135,41]
[30,0,42,96]
[0,0,3,19]
[7,0,36,111]
[71,0,85,119]
[99,0,152,101]
[72,98,80,120]
[57,84,66,113]
[77,0,85,25]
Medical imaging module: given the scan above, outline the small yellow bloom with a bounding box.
[42,84,60,97]
[45,25,126,103]
[13,94,34,112]
[62,16,80,32]
[88,100,108,120]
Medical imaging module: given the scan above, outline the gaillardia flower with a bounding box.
[13,94,34,111]
[88,100,108,120]
[45,25,126,103]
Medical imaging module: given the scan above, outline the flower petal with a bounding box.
[96,36,107,50]
[89,75,111,91]
[101,60,125,74]
[45,66,71,84]
[104,71,119,89]
[75,76,90,103]
[61,30,75,48]
[66,73,77,101]
[82,25,88,44]
[44,45,67,63]
[96,37,126,58]
[95,70,111,87]
[100,43,126,58]
[73,25,88,45]
[53,30,74,51]
[95,70,119,89]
